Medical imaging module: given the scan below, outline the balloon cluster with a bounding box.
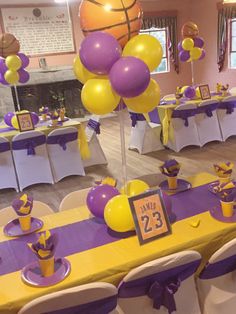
[0,33,30,85]
[178,22,205,63]
[74,0,163,114]
[4,111,39,130]
[179,85,201,99]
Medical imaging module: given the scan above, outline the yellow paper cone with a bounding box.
[167,176,178,189]
[39,256,55,277]
[221,201,234,217]
[52,119,58,127]
[19,215,31,231]
[218,176,231,184]
[42,113,47,121]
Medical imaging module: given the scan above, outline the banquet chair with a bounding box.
[167,103,201,152]
[197,238,236,314]
[12,131,54,191]
[59,187,91,211]
[47,127,85,183]
[0,136,18,191]
[118,250,201,314]
[18,282,121,314]
[217,96,236,141]
[195,99,222,146]
[0,201,53,226]
[83,116,107,167]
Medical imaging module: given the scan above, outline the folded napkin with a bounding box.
[12,194,33,216]
[159,159,181,177]
[95,177,117,187]
[213,162,234,178]
[30,230,58,260]
[39,106,49,114]
[213,181,236,202]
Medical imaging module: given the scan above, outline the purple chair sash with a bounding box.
[47,132,78,151]
[148,109,161,124]
[12,135,46,156]
[218,101,236,114]
[172,109,196,127]
[87,119,101,135]
[129,113,146,127]
[0,141,10,153]
[196,103,219,117]
[118,259,201,314]
[42,294,117,314]
[199,254,236,279]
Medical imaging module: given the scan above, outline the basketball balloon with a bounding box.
[181,22,199,39]
[0,33,20,58]
[79,0,143,47]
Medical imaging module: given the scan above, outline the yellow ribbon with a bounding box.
[78,124,90,160]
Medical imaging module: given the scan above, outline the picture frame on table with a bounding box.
[16,113,35,132]
[199,84,211,100]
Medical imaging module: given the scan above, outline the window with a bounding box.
[140,27,169,74]
[230,19,236,68]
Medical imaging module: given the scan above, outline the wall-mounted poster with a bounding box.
[1,5,75,56]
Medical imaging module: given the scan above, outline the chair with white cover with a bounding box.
[197,238,236,314]
[47,127,85,182]
[229,87,236,95]
[195,99,222,146]
[12,131,53,191]
[167,103,201,152]
[0,201,53,226]
[59,187,91,211]
[217,96,236,141]
[0,137,18,191]
[118,250,201,314]
[18,282,120,314]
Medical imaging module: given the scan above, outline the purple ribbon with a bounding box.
[118,259,200,314]
[47,132,78,151]
[87,119,100,135]
[196,102,219,117]
[218,101,236,114]
[148,109,161,124]
[129,113,146,127]
[12,135,46,156]
[42,294,117,314]
[0,141,10,153]
[172,109,196,127]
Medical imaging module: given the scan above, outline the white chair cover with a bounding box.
[197,238,236,314]
[217,96,236,141]
[167,103,201,152]
[47,127,85,183]
[12,131,53,191]
[0,136,18,191]
[118,250,201,314]
[18,282,120,314]
[59,187,91,211]
[229,87,236,95]
[195,100,222,146]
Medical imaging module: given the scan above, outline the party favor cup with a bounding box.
[59,112,65,121]
[19,215,31,231]
[221,201,234,217]
[39,256,55,277]
[167,176,178,190]
[52,119,58,127]
[218,176,231,184]
[42,113,47,121]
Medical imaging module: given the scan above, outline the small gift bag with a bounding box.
[39,106,49,121]
[58,107,65,121]
[160,159,181,190]
[12,194,33,231]
[213,181,236,217]
[213,162,234,184]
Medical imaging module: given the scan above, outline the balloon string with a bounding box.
[118,107,128,194]
[14,85,20,111]
[191,61,195,86]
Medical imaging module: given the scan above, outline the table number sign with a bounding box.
[17,113,34,132]
[199,84,211,100]
[129,189,171,245]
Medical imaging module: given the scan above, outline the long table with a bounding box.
[1,172,236,313]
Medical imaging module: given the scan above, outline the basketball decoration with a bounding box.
[0,33,20,58]
[181,22,199,39]
[79,0,143,48]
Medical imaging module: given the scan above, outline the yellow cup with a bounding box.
[42,113,47,121]
[39,256,55,277]
[18,215,31,231]
[221,201,234,217]
[167,176,178,190]
[218,176,231,184]
[59,112,65,121]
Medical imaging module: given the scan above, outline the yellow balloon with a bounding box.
[4,70,19,84]
[81,78,120,115]
[196,87,201,98]
[120,179,150,197]
[73,55,96,84]
[11,115,19,130]
[190,47,202,60]
[104,195,135,232]
[123,34,163,72]
[180,86,188,94]
[182,38,194,51]
[123,79,160,113]
[6,55,22,71]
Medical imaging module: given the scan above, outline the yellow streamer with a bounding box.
[78,124,91,160]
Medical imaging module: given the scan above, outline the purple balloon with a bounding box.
[79,31,122,75]
[31,112,39,125]
[199,49,206,60]
[114,99,127,111]
[184,86,196,99]
[18,69,30,83]
[4,112,14,126]
[109,57,150,98]
[86,184,120,219]
[194,37,204,48]
[0,72,9,85]
[18,52,30,68]
[179,50,190,62]
[0,58,7,74]
[178,41,183,52]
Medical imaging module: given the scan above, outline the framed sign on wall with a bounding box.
[0,5,75,56]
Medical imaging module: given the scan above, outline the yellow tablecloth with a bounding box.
[1,172,236,313]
